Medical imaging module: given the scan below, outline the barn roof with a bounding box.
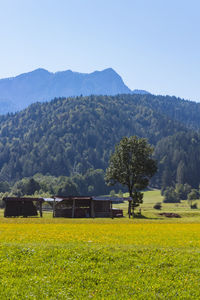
[3,196,132,203]
[51,196,92,202]
[92,196,132,202]
[3,197,44,202]
[52,196,129,202]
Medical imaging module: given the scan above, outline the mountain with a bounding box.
[132,89,150,95]
[0,93,199,189]
[0,68,132,113]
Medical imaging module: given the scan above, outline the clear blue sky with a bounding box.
[0,0,200,101]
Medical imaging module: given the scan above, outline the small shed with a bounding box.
[3,197,44,217]
[52,197,92,218]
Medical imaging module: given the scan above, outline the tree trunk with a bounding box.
[128,201,131,218]
[132,202,134,218]
[128,189,134,218]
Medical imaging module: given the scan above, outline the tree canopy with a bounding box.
[105,136,157,217]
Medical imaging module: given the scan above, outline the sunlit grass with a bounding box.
[0,220,200,299]
[113,189,200,222]
[1,191,200,299]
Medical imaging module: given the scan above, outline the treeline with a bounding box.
[0,94,200,192]
[162,184,200,208]
[0,169,123,199]
[152,131,200,189]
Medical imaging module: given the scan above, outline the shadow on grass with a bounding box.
[129,214,163,220]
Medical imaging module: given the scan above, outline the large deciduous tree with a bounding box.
[105,136,157,217]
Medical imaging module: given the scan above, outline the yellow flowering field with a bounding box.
[0,218,200,299]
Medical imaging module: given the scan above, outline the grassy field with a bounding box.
[1,190,200,299]
[114,189,200,221]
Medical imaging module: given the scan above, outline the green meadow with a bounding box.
[0,190,200,299]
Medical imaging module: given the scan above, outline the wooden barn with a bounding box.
[3,197,43,217]
[45,196,124,218]
[3,196,126,218]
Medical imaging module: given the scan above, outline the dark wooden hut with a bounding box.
[49,196,124,218]
[3,197,44,217]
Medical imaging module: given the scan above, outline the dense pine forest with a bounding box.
[0,93,200,196]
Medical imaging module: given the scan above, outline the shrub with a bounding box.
[191,203,198,209]
[153,202,162,210]
[188,189,199,208]
[163,187,180,203]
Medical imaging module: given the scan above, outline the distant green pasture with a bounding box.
[113,189,200,222]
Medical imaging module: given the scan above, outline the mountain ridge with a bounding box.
[0,68,149,114]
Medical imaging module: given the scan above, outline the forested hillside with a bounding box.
[137,94,200,130]
[154,132,200,189]
[0,93,200,195]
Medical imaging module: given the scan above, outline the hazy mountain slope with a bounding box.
[0,68,131,112]
[132,89,150,95]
